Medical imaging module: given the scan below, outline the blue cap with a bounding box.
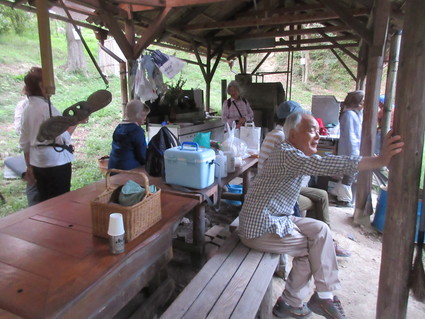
[379,95,385,104]
[276,100,303,119]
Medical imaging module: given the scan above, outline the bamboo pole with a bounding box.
[376,0,425,317]
[119,62,128,114]
[380,30,401,144]
[35,0,55,96]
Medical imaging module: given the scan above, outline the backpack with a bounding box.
[145,126,180,177]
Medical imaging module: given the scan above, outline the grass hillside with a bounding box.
[0,17,357,217]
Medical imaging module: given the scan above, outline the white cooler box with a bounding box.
[164,142,215,189]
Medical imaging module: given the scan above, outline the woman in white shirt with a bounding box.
[19,67,82,202]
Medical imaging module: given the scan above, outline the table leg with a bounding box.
[192,202,205,249]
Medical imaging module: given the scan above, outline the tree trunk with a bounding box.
[65,23,87,74]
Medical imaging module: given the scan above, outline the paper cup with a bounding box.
[107,213,125,236]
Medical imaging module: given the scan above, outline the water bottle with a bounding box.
[215,151,227,178]
[224,150,236,173]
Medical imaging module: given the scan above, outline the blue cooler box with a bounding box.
[164,142,215,189]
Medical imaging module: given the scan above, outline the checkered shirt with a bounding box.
[239,142,361,239]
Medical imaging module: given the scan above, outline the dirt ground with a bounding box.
[270,203,425,319]
[165,197,425,319]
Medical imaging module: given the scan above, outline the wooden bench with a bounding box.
[160,232,279,319]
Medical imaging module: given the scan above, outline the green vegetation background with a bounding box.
[0,11,360,217]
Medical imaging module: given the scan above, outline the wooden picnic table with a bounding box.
[0,174,199,319]
[0,157,258,318]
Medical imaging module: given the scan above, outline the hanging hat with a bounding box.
[276,100,303,120]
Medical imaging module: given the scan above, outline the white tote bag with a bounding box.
[239,122,261,155]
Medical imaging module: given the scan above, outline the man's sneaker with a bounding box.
[333,241,352,257]
[273,296,311,318]
[307,292,347,319]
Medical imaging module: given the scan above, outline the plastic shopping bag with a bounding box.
[239,122,261,155]
[134,60,158,102]
[221,122,248,159]
[152,50,186,79]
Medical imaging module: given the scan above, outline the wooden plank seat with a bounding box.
[160,232,279,319]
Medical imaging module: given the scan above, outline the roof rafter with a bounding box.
[319,0,373,45]
[183,8,369,31]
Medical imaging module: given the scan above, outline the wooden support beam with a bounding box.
[114,0,165,7]
[183,8,369,31]
[330,48,356,81]
[251,53,271,75]
[356,41,368,89]
[319,0,373,45]
[318,30,359,62]
[243,54,247,74]
[277,34,359,48]
[167,0,245,7]
[138,15,207,48]
[236,3,325,19]
[377,0,425,317]
[0,0,105,33]
[192,41,207,80]
[219,25,352,41]
[134,6,173,59]
[98,1,134,60]
[245,42,357,54]
[354,0,390,225]
[210,46,223,82]
[35,0,55,96]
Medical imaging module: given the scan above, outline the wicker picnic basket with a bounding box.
[91,169,162,242]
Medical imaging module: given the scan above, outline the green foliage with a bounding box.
[0,7,33,35]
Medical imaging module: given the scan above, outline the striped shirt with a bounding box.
[258,125,285,171]
[239,142,361,239]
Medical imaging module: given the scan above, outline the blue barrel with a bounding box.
[372,187,424,243]
[372,187,387,232]
[225,184,243,206]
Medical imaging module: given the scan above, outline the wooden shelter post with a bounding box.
[353,0,390,225]
[192,41,223,113]
[380,30,401,145]
[35,0,55,96]
[119,62,128,111]
[376,0,425,317]
[356,41,367,90]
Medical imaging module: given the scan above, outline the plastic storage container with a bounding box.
[164,142,215,189]
[372,186,424,243]
[224,184,243,206]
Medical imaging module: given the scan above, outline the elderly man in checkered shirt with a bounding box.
[238,111,403,319]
